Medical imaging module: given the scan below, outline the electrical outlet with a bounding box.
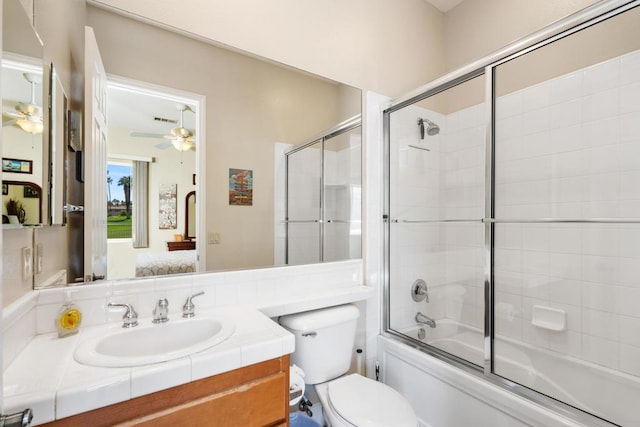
[22,247,33,280]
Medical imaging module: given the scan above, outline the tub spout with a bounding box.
[415,312,436,328]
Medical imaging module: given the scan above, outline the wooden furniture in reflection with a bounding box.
[185,190,196,240]
[1,180,42,224]
[42,355,290,426]
[166,240,196,251]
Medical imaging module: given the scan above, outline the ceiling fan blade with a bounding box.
[130,131,166,138]
[3,119,17,127]
[4,111,24,119]
[154,141,173,149]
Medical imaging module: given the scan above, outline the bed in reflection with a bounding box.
[135,250,196,277]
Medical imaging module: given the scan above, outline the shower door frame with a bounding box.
[284,114,362,265]
[382,1,640,426]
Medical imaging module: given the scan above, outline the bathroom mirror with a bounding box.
[2,0,45,226]
[185,191,195,241]
[1,181,42,225]
[81,4,362,283]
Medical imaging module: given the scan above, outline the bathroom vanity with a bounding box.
[2,260,371,425]
[3,302,297,425]
[41,356,290,426]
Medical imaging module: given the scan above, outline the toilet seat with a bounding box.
[327,374,417,427]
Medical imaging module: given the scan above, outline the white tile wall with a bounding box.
[493,49,640,377]
[388,49,640,378]
[388,100,486,353]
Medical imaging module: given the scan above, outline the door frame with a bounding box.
[106,75,207,272]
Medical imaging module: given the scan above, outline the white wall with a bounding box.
[2,229,33,307]
[443,0,600,72]
[1,124,43,192]
[90,0,446,98]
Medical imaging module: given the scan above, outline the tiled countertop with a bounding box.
[4,307,294,425]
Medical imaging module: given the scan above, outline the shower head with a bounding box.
[417,117,440,139]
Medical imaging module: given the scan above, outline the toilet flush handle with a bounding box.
[301,332,317,337]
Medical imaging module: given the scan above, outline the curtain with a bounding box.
[132,160,149,248]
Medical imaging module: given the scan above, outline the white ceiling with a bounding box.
[107,87,196,136]
[2,66,44,116]
[425,0,465,13]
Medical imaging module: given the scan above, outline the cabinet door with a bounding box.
[131,373,287,427]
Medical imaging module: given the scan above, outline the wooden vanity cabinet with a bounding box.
[43,355,290,427]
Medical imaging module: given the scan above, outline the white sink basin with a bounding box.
[74,316,235,367]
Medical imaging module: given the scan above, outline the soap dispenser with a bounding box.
[56,291,82,338]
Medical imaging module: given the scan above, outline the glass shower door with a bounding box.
[386,75,486,366]
[491,6,640,425]
[286,140,322,265]
[323,125,362,262]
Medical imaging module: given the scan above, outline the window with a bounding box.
[107,161,133,239]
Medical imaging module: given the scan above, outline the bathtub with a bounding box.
[397,320,640,426]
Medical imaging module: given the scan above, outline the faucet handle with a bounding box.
[411,279,429,303]
[182,291,204,318]
[108,302,138,328]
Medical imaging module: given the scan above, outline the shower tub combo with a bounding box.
[382,1,640,426]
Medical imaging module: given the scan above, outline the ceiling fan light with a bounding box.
[16,116,43,134]
[171,138,193,152]
[16,102,40,116]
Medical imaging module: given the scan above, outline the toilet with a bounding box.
[279,304,417,427]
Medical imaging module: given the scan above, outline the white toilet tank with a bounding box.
[279,304,359,385]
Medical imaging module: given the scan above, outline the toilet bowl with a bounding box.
[279,304,417,427]
[316,374,417,427]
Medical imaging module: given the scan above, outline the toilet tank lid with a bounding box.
[279,304,359,331]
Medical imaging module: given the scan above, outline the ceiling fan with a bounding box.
[2,73,44,134]
[130,103,195,151]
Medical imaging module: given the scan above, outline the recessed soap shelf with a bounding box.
[531,305,567,331]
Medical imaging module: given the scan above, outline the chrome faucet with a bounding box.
[152,298,169,323]
[108,302,138,328]
[415,312,436,328]
[182,291,205,318]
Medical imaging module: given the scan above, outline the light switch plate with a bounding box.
[22,247,33,280]
[35,243,43,274]
[208,232,221,244]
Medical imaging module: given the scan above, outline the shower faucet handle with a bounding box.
[411,279,429,303]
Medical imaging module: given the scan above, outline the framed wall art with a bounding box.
[159,183,177,229]
[229,168,253,206]
[2,158,32,174]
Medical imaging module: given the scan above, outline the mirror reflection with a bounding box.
[87,4,362,283]
[2,0,45,229]
[185,191,196,241]
[105,86,198,280]
[2,181,42,225]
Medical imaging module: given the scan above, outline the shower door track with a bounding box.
[391,218,640,224]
